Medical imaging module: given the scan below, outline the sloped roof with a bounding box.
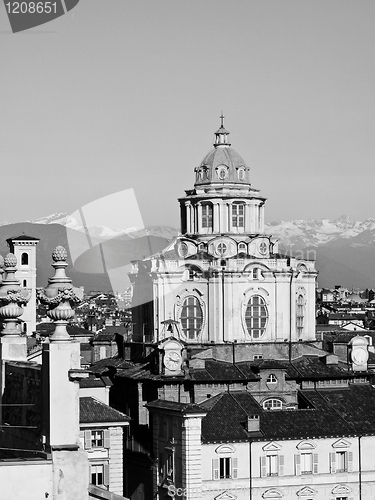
[79,397,130,424]
[146,400,206,414]
[8,235,40,241]
[190,359,258,382]
[291,356,354,379]
[79,375,112,388]
[313,385,375,434]
[199,386,375,444]
[90,356,135,375]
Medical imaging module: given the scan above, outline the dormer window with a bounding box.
[238,168,245,181]
[202,204,213,229]
[232,203,245,228]
[217,166,227,180]
[263,398,282,410]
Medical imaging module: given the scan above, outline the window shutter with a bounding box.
[212,459,219,480]
[313,453,318,474]
[294,454,301,475]
[232,458,238,479]
[348,451,353,472]
[260,456,267,478]
[103,463,110,486]
[84,430,92,450]
[329,452,336,473]
[278,454,284,476]
[103,429,110,449]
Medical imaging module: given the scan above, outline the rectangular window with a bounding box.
[220,457,231,479]
[266,454,278,476]
[91,464,105,486]
[91,430,103,448]
[202,204,213,228]
[232,204,245,228]
[301,453,313,474]
[336,451,347,472]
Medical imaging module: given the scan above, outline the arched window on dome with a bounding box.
[263,398,282,410]
[232,203,245,228]
[296,294,304,336]
[180,296,203,340]
[202,203,213,229]
[21,252,29,266]
[238,242,247,254]
[245,295,268,339]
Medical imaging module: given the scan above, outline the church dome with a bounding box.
[194,116,250,188]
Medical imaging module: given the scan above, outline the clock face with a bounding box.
[352,347,368,366]
[164,351,181,371]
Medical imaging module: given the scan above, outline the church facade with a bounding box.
[131,119,317,347]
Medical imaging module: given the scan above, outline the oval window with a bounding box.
[245,295,268,339]
[180,296,203,340]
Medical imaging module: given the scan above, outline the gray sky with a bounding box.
[1,0,375,228]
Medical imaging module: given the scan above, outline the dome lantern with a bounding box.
[214,113,231,147]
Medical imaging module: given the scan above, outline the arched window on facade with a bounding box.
[180,296,203,340]
[251,267,264,280]
[201,204,213,229]
[23,279,27,287]
[23,323,27,334]
[296,294,304,336]
[245,295,268,339]
[263,398,282,410]
[232,203,245,228]
[21,252,29,266]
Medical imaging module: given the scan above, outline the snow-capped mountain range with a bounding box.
[1,213,375,289]
[2,212,374,249]
[23,212,178,241]
[264,215,375,249]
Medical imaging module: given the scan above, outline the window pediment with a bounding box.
[214,492,237,500]
[331,484,352,495]
[297,441,316,450]
[262,488,282,499]
[262,442,281,452]
[332,438,351,449]
[215,444,235,455]
[296,486,316,497]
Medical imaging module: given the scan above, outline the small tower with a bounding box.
[7,235,39,335]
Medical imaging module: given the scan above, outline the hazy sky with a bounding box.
[1,1,375,229]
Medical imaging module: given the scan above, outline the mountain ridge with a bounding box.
[1,213,375,290]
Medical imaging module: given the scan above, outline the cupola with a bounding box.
[194,114,251,188]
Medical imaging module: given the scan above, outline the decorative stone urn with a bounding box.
[0,253,31,336]
[37,246,81,342]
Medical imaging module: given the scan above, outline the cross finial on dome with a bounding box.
[214,112,231,147]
